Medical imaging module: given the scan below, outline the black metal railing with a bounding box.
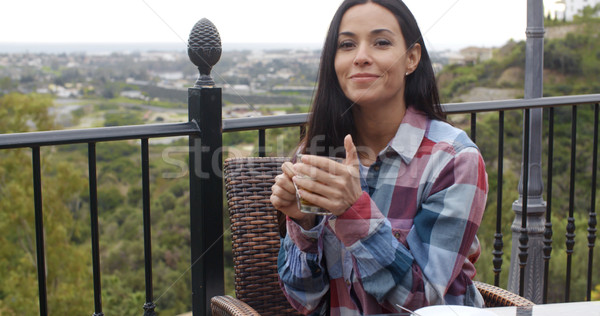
[2,91,600,315]
[588,104,599,302]
[0,122,201,316]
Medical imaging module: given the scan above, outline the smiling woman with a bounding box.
[270,0,489,315]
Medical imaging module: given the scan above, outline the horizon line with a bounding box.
[0,41,326,54]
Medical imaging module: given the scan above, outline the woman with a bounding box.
[270,0,488,314]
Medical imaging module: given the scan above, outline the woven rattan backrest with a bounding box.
[473,281,535,307]
[223,157,300,316]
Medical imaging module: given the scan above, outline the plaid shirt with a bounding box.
[278,107,488,315]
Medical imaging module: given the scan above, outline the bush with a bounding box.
[104,111,144,127]
[97,186,125,215]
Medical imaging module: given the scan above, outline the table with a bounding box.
[370,301,600,315]
[488,301,600,316]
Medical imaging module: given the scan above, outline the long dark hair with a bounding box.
[301,0,444,156]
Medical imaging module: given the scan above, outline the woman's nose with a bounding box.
[353,45,372,66]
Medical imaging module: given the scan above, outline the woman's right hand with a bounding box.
[270,161,316,230]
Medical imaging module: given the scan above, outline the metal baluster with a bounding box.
[519,109,531,297]
[32,146,48,316]
[88,143,104,316]
[259,129,266,157]
[471,113,477,142]
[587,103,599,301]
[141,139,157,315]
[493,111,504,287]
[543,108,554,304]
[565,105,577,302]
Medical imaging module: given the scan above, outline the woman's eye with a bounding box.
[375,39,392,47]
[338,41,355,49]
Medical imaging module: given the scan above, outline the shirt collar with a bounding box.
[385,107,428,164]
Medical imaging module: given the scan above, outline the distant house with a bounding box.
[47,84,80,98]
[443,51,466,66]
[120,90,144,99]
[545,0,600,21]
[157,72,184,81]
[223,84,251,95]
[439,47,492,66]
[565,0,600,19]
[459,47,493,65]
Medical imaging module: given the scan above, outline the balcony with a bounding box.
[1,9,600,316]
[2,91,599,315]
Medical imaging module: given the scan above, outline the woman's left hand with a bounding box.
[292,134,363,216]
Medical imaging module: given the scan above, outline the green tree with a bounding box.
[0,93,93,314]
[0,77,17,93]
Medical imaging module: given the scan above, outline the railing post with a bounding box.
[508,0,546,303]
[32,147,48,316]
[187,18,224,315]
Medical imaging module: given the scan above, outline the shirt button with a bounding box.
[373,165,380,171]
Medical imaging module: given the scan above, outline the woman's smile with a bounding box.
[349,72,381,83]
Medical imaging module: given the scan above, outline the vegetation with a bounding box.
[437,40,526,102]
[0,93,93,315]
[0,94,197,315]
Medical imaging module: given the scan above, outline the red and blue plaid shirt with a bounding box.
[278,107,488,315]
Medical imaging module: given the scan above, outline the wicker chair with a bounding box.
[211,157,534,316]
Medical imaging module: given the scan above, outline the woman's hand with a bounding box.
[270,161,316,230]
[292,135,362,216]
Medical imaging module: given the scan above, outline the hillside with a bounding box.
[437,8,600,103]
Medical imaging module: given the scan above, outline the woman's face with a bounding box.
[334,2,420,109]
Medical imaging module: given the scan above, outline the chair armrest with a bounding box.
[211,295,262,316]
[473,281,535,307]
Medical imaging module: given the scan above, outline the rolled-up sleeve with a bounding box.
[278,216,330,314]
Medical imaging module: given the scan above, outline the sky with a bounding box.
[0,0,544,51]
